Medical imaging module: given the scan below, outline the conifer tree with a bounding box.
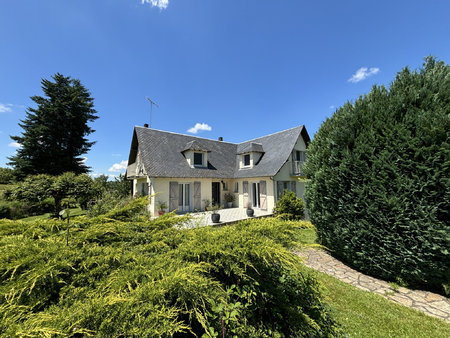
[8,73,98,179]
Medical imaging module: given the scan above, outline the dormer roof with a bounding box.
[181,140,211,153]
[236,142,264,154]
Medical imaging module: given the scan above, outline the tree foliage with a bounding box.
[304,57,450,295]
[0,205,342,336]
[8,173,97,213]
[0,168,15,184]
[8,73,98,179]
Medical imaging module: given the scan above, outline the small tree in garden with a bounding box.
[274,190,305,220]
[9,173,97,214]
[304,57,450,295]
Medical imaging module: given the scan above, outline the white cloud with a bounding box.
[0,103,13,113]
[348,67,380,83]
[8,142,22,148]
[141,0,169,9]
[80,157,87,164]
[108,160,128,172]
[112,153,122,157]
[187,123,212,134]
[329,105,335,109]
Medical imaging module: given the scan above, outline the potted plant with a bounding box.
[224,192,235,208]
[202,199,211,211]
[156,200,167,216]
[210,204,221,223]
[246,202,254,217]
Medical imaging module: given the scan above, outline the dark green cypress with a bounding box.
[8,73,98,178]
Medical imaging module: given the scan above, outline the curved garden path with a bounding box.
[296,248,450,323]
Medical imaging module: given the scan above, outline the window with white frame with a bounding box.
[193,152,204,166]
[243,154,250,166]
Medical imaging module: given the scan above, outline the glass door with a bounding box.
[178,183,191,212]
[252,182,260,208]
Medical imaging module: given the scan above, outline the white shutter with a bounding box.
[169,181,178,211]
[194,181,201,211]
[259,180,267,210]
[243,181,249,208]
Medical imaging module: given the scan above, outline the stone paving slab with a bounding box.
[179,207,273,228]
[296,248,450,323]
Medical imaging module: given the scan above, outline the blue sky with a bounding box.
[1,0,450,177]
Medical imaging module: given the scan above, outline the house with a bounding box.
[126,125,310,217]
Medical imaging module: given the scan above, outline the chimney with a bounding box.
[144,123,149,128]
[218,137,223,141]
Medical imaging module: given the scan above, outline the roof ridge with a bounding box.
[135,126,237,145]
[237,125,304,144]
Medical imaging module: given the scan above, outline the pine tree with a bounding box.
[8,73,98,179]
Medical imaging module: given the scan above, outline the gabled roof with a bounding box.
[127,125,309,179]
[234,126,307,178]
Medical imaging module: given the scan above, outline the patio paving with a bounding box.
[179,207,273,228]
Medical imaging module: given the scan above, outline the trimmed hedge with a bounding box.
[304,57,450,295]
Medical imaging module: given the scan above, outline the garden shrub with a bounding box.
[274,190,305,220]
[0,205,342,336]
[0,167,15,184]
[304,57,450,295]
[0,201,31,219]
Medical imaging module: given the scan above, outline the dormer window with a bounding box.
[194,152,204,167]
[243,154,250,166]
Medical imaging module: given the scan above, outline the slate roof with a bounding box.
[181,140,211,153]
[128,125,308,179]
[236,142,264,154]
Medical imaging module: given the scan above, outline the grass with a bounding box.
[296,227,450,337]
[317,271,450,337]
[20,206,86,222]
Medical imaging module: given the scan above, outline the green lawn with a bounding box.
[297,227,450,337]
[20,206,86,222]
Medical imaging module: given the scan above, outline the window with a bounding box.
[234,182,239,193]
[277,181,296,199]
[194,152,204,166]
[295,150,306,162]
[141,182,149,196]
[244,154,250,166]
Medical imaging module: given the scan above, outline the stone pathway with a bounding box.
[296,248,450,323]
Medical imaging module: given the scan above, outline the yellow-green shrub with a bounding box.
[0,203,341,336]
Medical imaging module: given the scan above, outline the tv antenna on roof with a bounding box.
[145,97,159,128]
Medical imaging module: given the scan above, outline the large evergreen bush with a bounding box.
[304,57,450,295]
[0,200,342,336]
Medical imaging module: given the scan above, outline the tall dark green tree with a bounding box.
[304,57,450,295]
[8,73,98,179]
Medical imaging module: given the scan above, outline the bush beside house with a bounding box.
[274,190,305,220]
[304,57,450,295]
